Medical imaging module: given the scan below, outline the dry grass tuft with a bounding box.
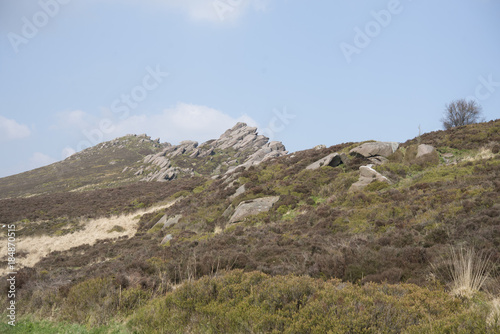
[447,247,492,298]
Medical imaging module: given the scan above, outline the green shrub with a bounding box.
[127,270,492,334]
[61,277,119,326]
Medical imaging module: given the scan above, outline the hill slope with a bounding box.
[1,119,500,332]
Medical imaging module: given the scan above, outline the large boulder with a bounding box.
[350,142,399,158]
[306,153,348,170]
[349,165,390,192]
[229,196,280,223]
[416,144,436,158]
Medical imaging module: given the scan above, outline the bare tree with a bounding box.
[442,99,483,129]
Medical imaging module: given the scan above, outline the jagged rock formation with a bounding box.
[227,141,287,173]
[137,123,287,182]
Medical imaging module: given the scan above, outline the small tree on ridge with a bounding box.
[442,99,483,130]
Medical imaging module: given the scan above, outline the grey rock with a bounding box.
[229,184,246,200]
[161,234,173,245]
[229,196,280,223]
[350,142,399,158]
[349,165,390,192]
[367,156,388,165]
[222,205,235,218]
[152,214,168,229]
[139,122,287,181]
[306,153,347,170]
[416,144,436,158]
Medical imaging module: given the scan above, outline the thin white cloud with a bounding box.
[61,103,258,152]
[29,152,57,169]
[110,102,258,144]
[0,116,31,142]
[52,110,94,130]
[122,0,271,22]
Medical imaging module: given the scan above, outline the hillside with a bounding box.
[1,120,500,333]
[0,123,286,199]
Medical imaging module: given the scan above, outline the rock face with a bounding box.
[138,123,287,181]
[350,142,399,158]
[416,144,436,158]
[227,141,287,173]
[152,214,182,230]
[229,196,280,223]
[229,184,246,200]
[349,165,390,192]
[306,153,348,170]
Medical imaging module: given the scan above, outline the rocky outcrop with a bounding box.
[138,123,287,181]
[306,153,348,170]
[152,214,182,230]
[227,141,287,173]
[229,196,280,223]
[214,123,268,151]
[349,165,390,192]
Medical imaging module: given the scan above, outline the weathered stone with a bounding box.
[367,156,388,165]
[306,153,347,170]
[229,196,280,223]
[350,142,399,158]
[161,234,173,245]
[152,214,182,230]
[314,145,326,150]
[349,165,390,192]
[139,122,286,181]
[222,205,235,218]
[229,184,246,200]
[416,144,436,158]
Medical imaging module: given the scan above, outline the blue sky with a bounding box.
[0,0,499,177]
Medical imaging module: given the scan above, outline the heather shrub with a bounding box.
[127,270,495,334]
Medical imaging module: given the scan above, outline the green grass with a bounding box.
[0,317,128,333]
